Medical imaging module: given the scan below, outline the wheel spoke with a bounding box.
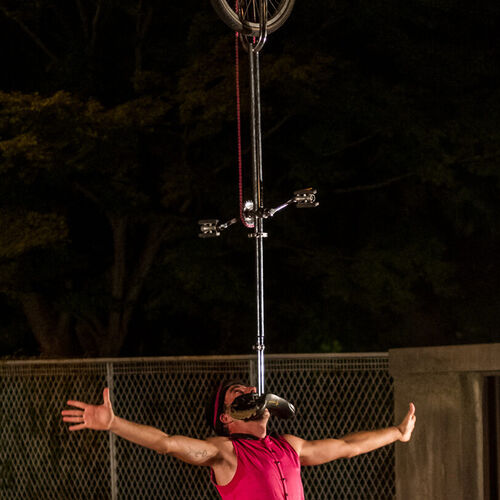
[240,0,284,23]
[269,0,280,12]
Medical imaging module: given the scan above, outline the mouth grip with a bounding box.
[228,393,296,421]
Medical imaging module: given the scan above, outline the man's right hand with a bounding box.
[62,387,115,431]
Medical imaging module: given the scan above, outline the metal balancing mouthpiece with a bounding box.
[228,393,296,421]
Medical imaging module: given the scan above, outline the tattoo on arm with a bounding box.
[187,447,208,459]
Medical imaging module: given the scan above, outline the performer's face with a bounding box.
[222,384,270,425]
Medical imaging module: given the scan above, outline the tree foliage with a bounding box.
[0,0,499,357]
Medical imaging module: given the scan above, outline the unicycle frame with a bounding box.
[245,1,268,396]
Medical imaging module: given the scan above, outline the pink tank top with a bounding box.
[211,434,304,500]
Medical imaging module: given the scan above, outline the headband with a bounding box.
[205,379,247,436]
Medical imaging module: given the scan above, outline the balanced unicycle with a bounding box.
[204,0,317,396]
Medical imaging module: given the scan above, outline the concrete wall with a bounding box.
[389,344,500,500]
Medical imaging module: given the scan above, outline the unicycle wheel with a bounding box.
[210,0,295,36]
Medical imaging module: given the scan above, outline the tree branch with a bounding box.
[123,220,167,323]
[263,114,293,140]
[90,0,103,52]
[79,312,106,338]
[109,215,128,301]
[241,114,293,156]
[20,293,75,357]
[333,172,416,194]
[75,0,89,40]
[135,0,153,77]
[323,133,380,158]
[456,151,500,165]
[74,183,103,207]
[49,4,74,42]
[0,5,59,64]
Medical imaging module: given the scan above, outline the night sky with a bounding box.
[0,0,499,358]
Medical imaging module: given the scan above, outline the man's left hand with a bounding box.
[397,402,416,442]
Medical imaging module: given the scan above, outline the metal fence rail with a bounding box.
[0,354,394,499]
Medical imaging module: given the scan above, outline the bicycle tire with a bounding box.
[210,0,295,36]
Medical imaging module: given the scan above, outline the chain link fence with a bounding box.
[0,354,393,499]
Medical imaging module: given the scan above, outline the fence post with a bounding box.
[106,362,118,500]
[249,358,257,387]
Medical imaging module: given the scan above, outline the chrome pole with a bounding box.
[247,0,267,396]
[249,44,266,396]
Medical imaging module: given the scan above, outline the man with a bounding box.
[62,381,416,499]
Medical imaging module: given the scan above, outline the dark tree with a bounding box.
[0,0,499,357]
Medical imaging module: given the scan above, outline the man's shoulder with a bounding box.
[279,434,306,455]
[279,433,303,441]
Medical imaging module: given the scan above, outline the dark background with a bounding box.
[0,0,499,358]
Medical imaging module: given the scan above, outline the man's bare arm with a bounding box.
[61,388,223,467]
[285,402,416,466]
[108,416,224,466]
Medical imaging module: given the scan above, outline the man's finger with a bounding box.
[63,416,84,423]
[61,410,83,417]
[68,424,86,431]
[103,387,110,405]
[66,400,88,410]
[408,402,415,416]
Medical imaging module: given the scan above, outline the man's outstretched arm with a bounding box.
[61,388,223,466]
[284,402,416,466]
